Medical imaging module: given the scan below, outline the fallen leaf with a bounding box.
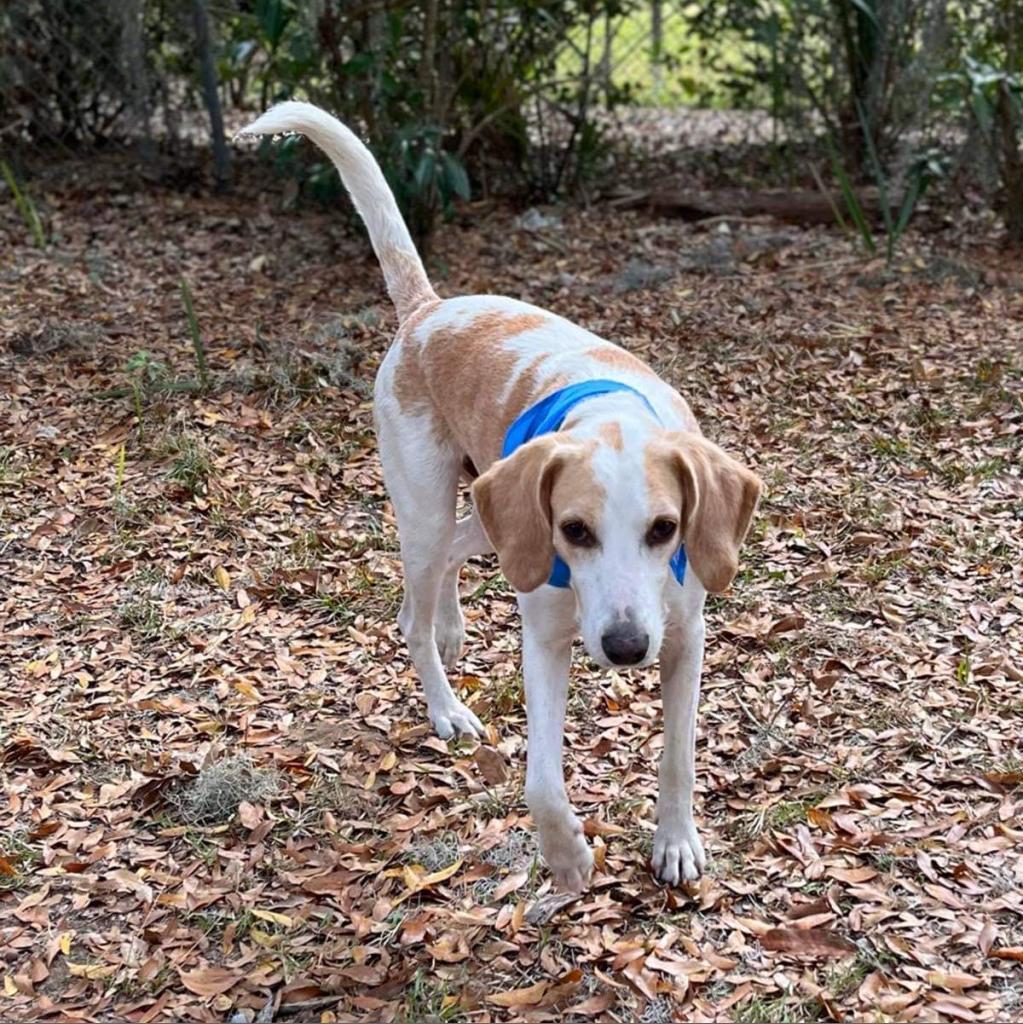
[252,908,294,929]
[178,966,242,997]
[487,979,549,1007]
[761,928,856,958]
[475,745,509,785]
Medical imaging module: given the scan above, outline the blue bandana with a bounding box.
[501,379,687,588]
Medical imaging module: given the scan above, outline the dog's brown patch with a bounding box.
[644,441,686,521]
[549,450,606,541]
[585,345,656,377]
[599,422,624,451]
[414,310,556,465]
[392,299,446,439]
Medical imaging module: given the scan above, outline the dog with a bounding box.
[238,103,762,891]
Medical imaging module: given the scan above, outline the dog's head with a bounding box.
[472,428,761,668]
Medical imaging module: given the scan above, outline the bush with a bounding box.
[221,0,635,244]
[943,1,1023,240]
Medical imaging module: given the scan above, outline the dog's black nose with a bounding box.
[601,624,649,665]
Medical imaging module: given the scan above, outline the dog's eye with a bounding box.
[561,520,595,547]
[646,517,678,545]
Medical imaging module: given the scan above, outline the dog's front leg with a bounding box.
[652,574,708,885]
[519,587,593,892]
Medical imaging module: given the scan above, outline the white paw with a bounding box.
[538,817,594,893]
[434,610,465,670]
[652,820,705,886]
[429,699,483,740]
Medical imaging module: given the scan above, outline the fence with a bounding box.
[1,1,698,162]
[0,0,229,180]
[557,2,698,108]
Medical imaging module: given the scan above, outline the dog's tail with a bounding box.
[237,102,437,323]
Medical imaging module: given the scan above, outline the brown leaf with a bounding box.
[487,979,550,1007]
[991,947,1023,962]
[238,800,262,828]
[787,896,831,920]
[178,967,242,997]
[564,991,615,1016]
[300,870,357,894]
[525,890,582,924]
[768,612,806,635]
[761,927,856,958]
[977,920,997,956]
[491,870,529,901]
[927,971,983,992]
[826,865,878,884]
[849,531,885,546]
[474,745,508,785]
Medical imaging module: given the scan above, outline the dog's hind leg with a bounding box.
[377,413,483,740]
[433,512,492,669]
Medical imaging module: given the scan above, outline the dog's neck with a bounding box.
[561,389,662,443]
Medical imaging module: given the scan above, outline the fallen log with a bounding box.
[609,187,889,226]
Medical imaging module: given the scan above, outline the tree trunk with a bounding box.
[996,81,1023,241]
[192,0,231,192]
[122,0,156,166]
[651,0,663,102]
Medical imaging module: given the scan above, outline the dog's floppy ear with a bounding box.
[472,435,574,593]
[662,432,762,593]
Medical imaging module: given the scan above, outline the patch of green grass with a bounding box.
[175,827,222,867]
[163,433,213,495]
[318,593,356,626]
[488,673,523,716]
[1,159,46,247]
[871,435,910,459]
[989,755,1023,778]
[290,529,327,565]
[118,595,164,640]
[0,832,39,891]
[207,505,239,539]
[400,968,466,1023]
[179,277,210,392]
[732,993,823,1024]
[467,573,506,601]
[970,456,1010,480]
[737,792,826,841]
[823,955,870,998]
[191,906,257,940]
[858,555,905,584]
[118,570,171,643]
[0,446,25,484]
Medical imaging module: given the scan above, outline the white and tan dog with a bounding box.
[240,103,761,891]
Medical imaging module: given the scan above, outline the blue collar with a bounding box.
[501,379,687,588]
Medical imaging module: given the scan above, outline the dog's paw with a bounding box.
[539,818,594,893]
[429,699,483,740]
[652,821,705,886]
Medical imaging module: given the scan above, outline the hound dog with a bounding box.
[239,103,762,891]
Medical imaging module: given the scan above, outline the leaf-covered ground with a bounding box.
[1,156,1021,1023]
